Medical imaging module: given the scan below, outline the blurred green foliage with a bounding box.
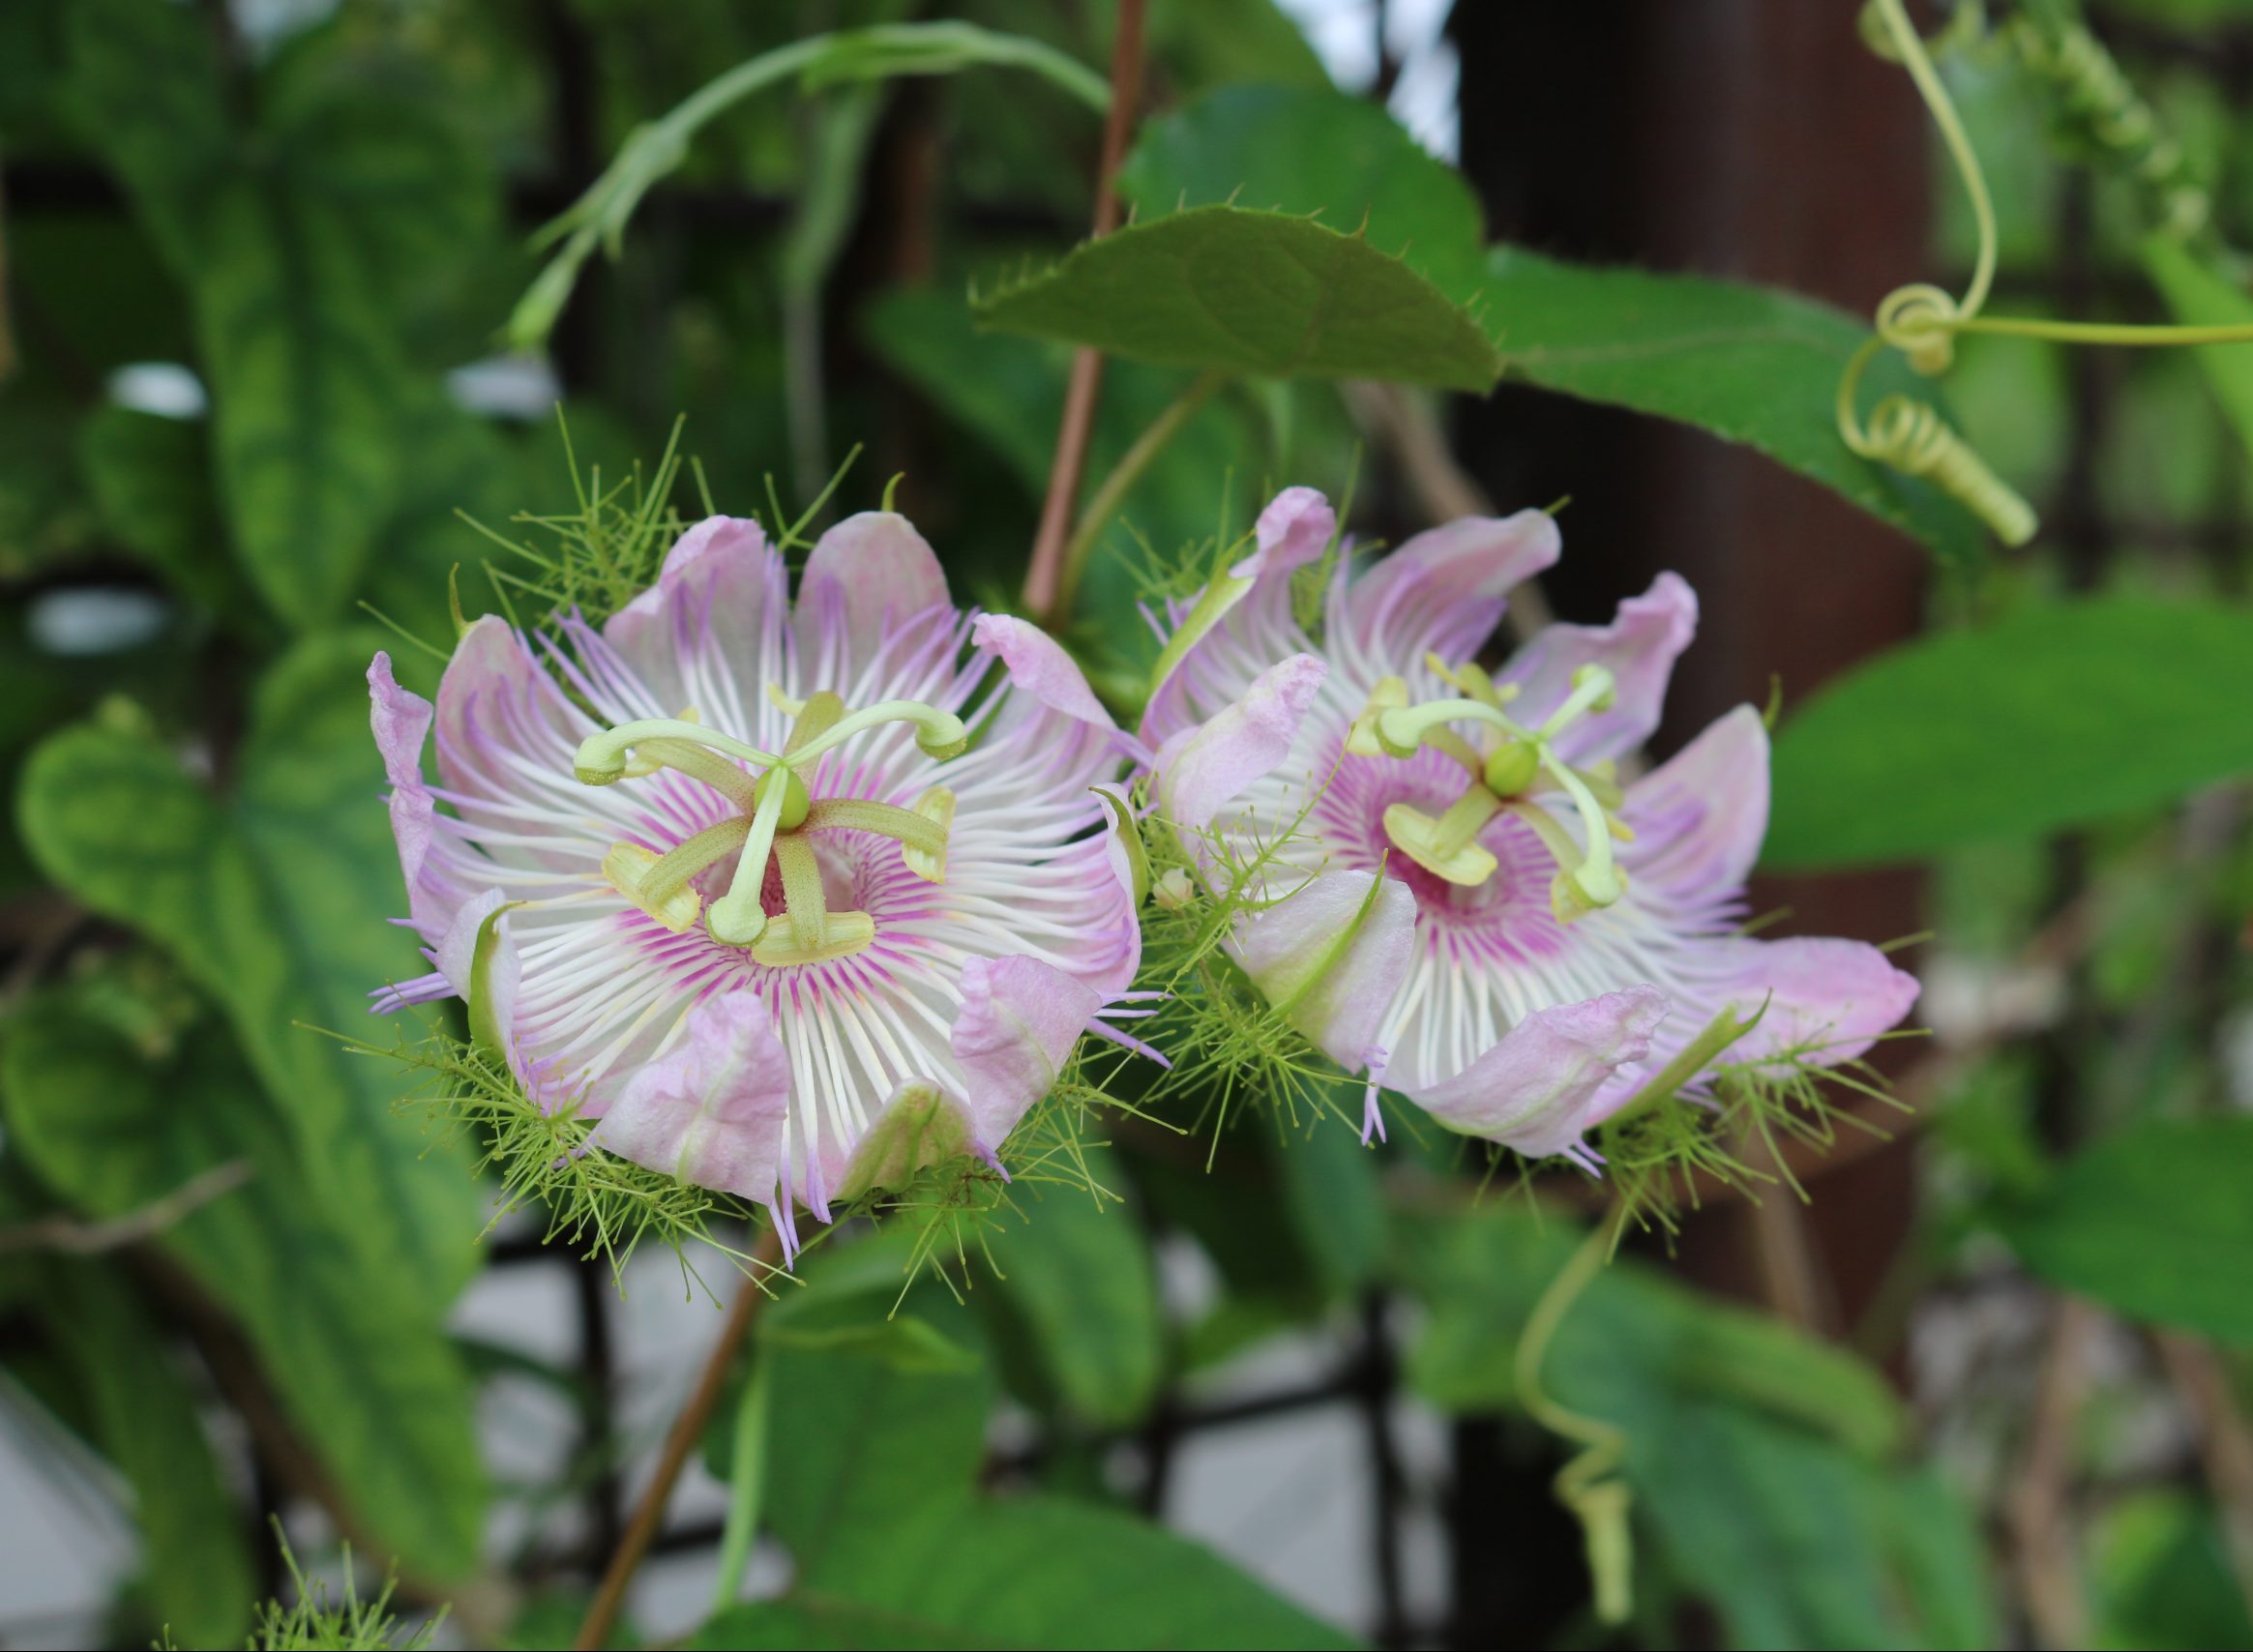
[0,1,2250,1649]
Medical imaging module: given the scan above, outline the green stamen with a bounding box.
[576,719,783,784]
[576,685,966,959]
[1536,664,1617,743]
[1375,696,1525,758]
[770,832,831,948]
[1355,660,1634,919]
[786,698,968,765]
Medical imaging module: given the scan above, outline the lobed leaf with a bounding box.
[16,634,486,1305]
[1,1008,488,1576]
[973,205,1503,392]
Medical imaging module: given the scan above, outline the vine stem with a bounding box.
[572,1225,786,1652]
[1514,1200,1635,1625]
[1021,0,1147,626]
[1049,369,1223,617]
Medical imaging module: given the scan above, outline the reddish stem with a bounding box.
[572,1226,784,1651]
[1021,0,1147,627]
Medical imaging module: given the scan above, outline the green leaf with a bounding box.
[30,1257,254,1648]
[1398,1210,1985,1647]
[16,634,485,1305]
[2090,1489,2253,1650]
[62,0,489,625]
[1482,246,1988,565]
[1270,1116,1389,1298]
[78,406,256,621]
[975,1149,1162,1427]
[697,1313,1359,1648]
[2141,234,2253,464]
[1118,85,1486,305]
[974,205,1503,392]
[2001,1116,2253,1342]
[0,1007,488,1576]
[1764,597,2253,869]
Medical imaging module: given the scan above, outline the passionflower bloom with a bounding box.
[1143,487,1917,1167]
[368,512,1142,1255]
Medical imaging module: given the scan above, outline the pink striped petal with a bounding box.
[1230,486,1336,580]
[1346,510,1559,663]
[1622,704,1768,900]
[1716,936,1920,1071]
[1411,987,1670,1158]
[603,516,778,712]
[797,512,950,679]
[972,613,1114,728]
[1233,869,1415,1075]
[950,954,1103,1156]
[1497,572,1697,765]
[1155,653,1327,834]
[369,652,477,942]
[586,990,792,1204]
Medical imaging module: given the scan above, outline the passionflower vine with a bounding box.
[368,511,1144,1256]
[1142,487,1917,1167]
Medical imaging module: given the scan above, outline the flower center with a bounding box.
[572,687,964,965]
[1346,657,1634,923]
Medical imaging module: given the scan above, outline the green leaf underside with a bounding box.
[973,204,1502,392]
[694,1267,1358,1650]
[1764,596,2253,869]
[16,634,486,1307]
[1483,246,1989,565]
[1117,84,1487,306]
[1,1010,488,1575]
[1400,1209,1991,1648]
[2003,1116,2253,1343]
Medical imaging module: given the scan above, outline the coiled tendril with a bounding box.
[1839,0,2253,550]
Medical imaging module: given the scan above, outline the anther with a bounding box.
[903,786,955,883]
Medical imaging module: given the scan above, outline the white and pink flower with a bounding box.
[1143,487,1918,1167]
[369,512,1143,1256]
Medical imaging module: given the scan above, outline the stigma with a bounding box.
[571,687,965,960]
[1349,659,1633,921]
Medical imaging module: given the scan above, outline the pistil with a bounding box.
[1352,662,1633,919]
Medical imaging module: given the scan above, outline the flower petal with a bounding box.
[369,650,433,790]
[1498,571,1697,765]
[1346,510,1559,664]
[586,989,793,1204]
[435,616,567,796]
[796,511,950,684]
[971,613,1114,729]
[1155,653,1327,834]
[1622,704,1768,901]
[950,954,1102,1156]
[368,652,467,941]
[1233,868,1415,1074]
[1230,486,1336,580]
[1410,987,1670,1159]
[434,885,511,1000]
[603,516,779,719]
[1714,936,1919,1071]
